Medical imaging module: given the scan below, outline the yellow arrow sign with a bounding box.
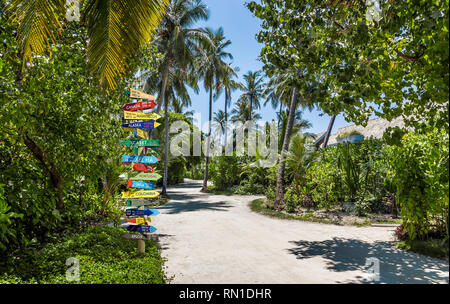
[130,88,156,100]
[124,111,161,120]
[122,190,160,199]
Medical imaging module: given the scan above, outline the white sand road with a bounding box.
[152,179,449,284]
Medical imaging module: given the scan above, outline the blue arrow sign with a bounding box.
[126,224,157,233]
[128,181,156,190]
[126,208,160,217]
[122,120,160,129]
[122,155,160,164]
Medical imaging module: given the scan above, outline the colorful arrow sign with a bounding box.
[126,216,153,224]
[122,100,157,111]
[122,155,160,164]
[127,180,156,190]
[122,120,160,130]
[126,172,161,181]
[124,111,161,121]
[122,190,160,199]
[123,233,158,240]
[125,199,155,207]
[133,163,155,172]
[120,139,159,147]
[125,208,160,217]
[128,88,156,100]
[126,224,157,233]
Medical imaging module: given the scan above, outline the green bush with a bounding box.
[0,226,166,284]
[386,129,449,240]
[208,155,241,190]
[284,187,300,213]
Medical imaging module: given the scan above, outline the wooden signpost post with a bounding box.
[120,88,162,255]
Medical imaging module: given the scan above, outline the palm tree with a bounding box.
[230,100,262,123]
[150,0,210,194]
[238,71,266,120]
[273,68,317,210]
[213,110,226,135]
[5,0,168,89]
[152,0,210,114]
[278,110,312,152]
[214,64,242,146]
[322,115,336,148]
[286,133,317,197]
[197,27,232,192]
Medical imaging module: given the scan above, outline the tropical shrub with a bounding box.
[0,226,166,284]
[386,129,449,240]
[284,187,300,213]
[208,155,241,190]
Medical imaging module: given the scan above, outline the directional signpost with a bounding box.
[120,139,159,147]
[122,99,157,111]
[124,111,161,120]
[126,180,156,190]
[122,120,161,130]
[125,172,162,181]
[120,88,162,255]
[122,155,160,164]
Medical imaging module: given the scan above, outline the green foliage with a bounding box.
[0,16,159,256]
[284,187,299,213]
[306,152,341,210]
[386,129,449,240]
[0,184,23,251]
[0,226,166,284]
[208,155,241,190]
[285,133,317,196]
[248,0,449,132]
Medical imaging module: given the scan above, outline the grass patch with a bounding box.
[0,226,167,284]
[373,219,402,225]
[395,239,449,261]
[250,198,338,225]
[205,186,235,196]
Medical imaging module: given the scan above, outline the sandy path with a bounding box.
[153,180,449,284]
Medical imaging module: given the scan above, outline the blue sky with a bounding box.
[185,0,364,135]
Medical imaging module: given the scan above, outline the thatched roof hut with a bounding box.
[314,116,406,147]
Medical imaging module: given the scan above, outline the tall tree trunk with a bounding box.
[224,88,228,146]
[23,134,64,211]
[162,96,170,195]
[274,88,298,210]
[278,101,283,129]
[322,114,336,148]
[201,86,213,192]
[155,56,171,114]
[249,95,253,121]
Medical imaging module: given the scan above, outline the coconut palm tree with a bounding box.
[238,71,266,120]
[286,133,317,197]
[197,27,232,192]
[152,0,210,114]
[230,100,262,123]
[213,110,226,135]
[149,0,210,194]
[5,0,168,89]
[214,64,242,145]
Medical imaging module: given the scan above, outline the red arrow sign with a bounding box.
[133,163,155,172]
[122,99,157,111]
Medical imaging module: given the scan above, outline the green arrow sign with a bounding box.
[125,172,162,181]
[125,199,155,207]
[120,139,159,147]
